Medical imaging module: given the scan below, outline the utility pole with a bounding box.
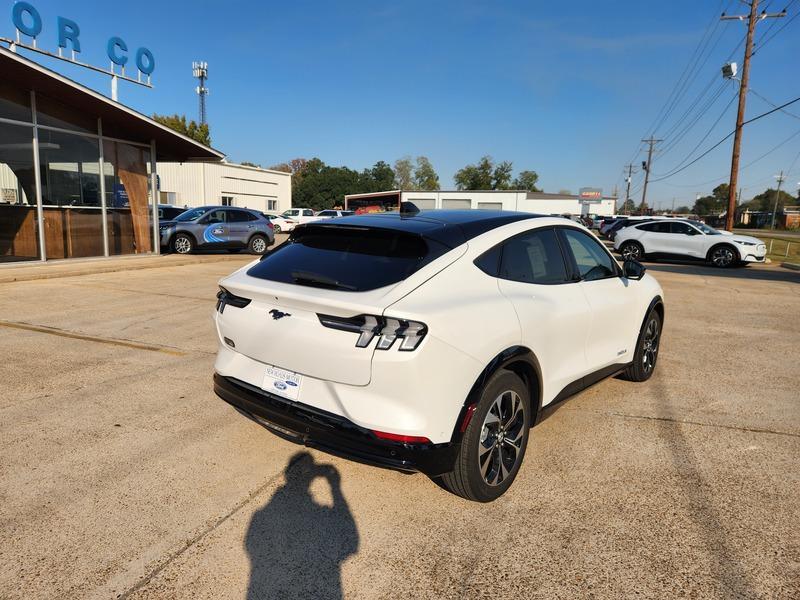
[640,137,661,214]
[770,171,785,229]
[721,1,785,231]
[623,163,637,214]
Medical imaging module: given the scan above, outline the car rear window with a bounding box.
[246,225,452,291]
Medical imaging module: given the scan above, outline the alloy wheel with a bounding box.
[711,246,735,267]
[621,243,641,260]
[174,237,191,254]
[642,317,660,374]
[252,237,267,253]
[478,390,526,486]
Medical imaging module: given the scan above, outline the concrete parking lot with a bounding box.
[1,256,798,599]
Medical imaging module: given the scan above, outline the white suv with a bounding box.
[213,211,664,501]
[614,219,766,267]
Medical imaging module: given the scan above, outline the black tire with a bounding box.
[620,240,645,262]
[441,370,531,502]
[707,244,738,268]
[248,234,268,255]
[172,233,194,254]
[621,309,662,382]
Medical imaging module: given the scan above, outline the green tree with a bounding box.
[240,161,261,168]
[413,156,440,191]
[393,156,413,189]
[152,114,211,146]
[674,205,692,214]
[746,188,795,213]
[693,183,730,215]
[455,156,536,191]
[493,161,514,190]
[621,198,636,213]
[454,156,495,190]
[359,161,395,192]
[513,170,540,192]
[292,158,361,211]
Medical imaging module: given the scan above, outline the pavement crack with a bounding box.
[115,469,286,599]
[582,408,800,439]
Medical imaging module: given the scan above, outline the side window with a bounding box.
[670,222,693,234]
[637,222,658,232]
[560,228,617,282]
[226,210,246,223]
[205,209,226,224]
[303,209,314,216]
[497,228,568,284]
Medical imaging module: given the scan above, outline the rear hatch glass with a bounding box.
[246,225,452,292]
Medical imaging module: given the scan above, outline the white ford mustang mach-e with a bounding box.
[213,210,664,501]
[614,218,766,267]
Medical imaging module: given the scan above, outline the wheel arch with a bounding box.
[706,241,740,262]
[450,346,543,444]
[170,230,198,249]
[643,294,665,331]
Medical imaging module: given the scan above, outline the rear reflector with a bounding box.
[371,430,432,444]
[459,404,478,433]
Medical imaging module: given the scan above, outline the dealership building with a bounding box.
[344,189,617,216]
[156,161,291,214]
[0,46,224,264]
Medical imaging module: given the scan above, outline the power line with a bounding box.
[749,87,800,120]
[649,93,800,183]
[655,87,739,173]
[752,1,800,55]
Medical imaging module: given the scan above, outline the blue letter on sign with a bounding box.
[12,2,42,38]
[135,47,155,75]
[107,37,128,66]
[57,17,81,52]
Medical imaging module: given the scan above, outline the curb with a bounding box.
[781,262,800,271]
[0,254,251,284]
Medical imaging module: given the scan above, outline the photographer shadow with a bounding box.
[245,451,358,600]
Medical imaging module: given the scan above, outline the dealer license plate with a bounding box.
[262,365,302,401]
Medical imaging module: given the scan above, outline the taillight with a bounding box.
[216,286,251,313]
[371,429,431,444]
[267,222,274,230]
[318,314,427,351]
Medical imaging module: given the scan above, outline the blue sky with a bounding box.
[5,0,799,208]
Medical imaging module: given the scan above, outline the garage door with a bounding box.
[442,199,472,210]
[407,198,436,210]
[477,202,503,210]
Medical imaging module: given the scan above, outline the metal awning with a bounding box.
[0,45,225,162]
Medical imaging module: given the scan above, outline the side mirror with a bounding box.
[623,259,646,280]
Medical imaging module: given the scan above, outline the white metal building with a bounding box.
[344,190,617,216]
[155,161,291,213]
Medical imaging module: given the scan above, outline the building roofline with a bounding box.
[0,44,225,161]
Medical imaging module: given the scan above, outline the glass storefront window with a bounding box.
[38,129,104,259]
[35,92,98,134]
[0,122,40,262]
[103,140,153,255]
[0,82,33,123]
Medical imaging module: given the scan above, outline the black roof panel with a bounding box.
[302,210,543,247]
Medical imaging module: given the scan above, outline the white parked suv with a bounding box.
[614,219,766,267]
[213,210,664,501]
[281,207,320,225]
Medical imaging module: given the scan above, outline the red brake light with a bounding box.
[267,222,274,230]
[371,430,431,444]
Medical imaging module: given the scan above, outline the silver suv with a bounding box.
[159,206,275,255]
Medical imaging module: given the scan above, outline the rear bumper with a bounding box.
[214,373,459,477]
